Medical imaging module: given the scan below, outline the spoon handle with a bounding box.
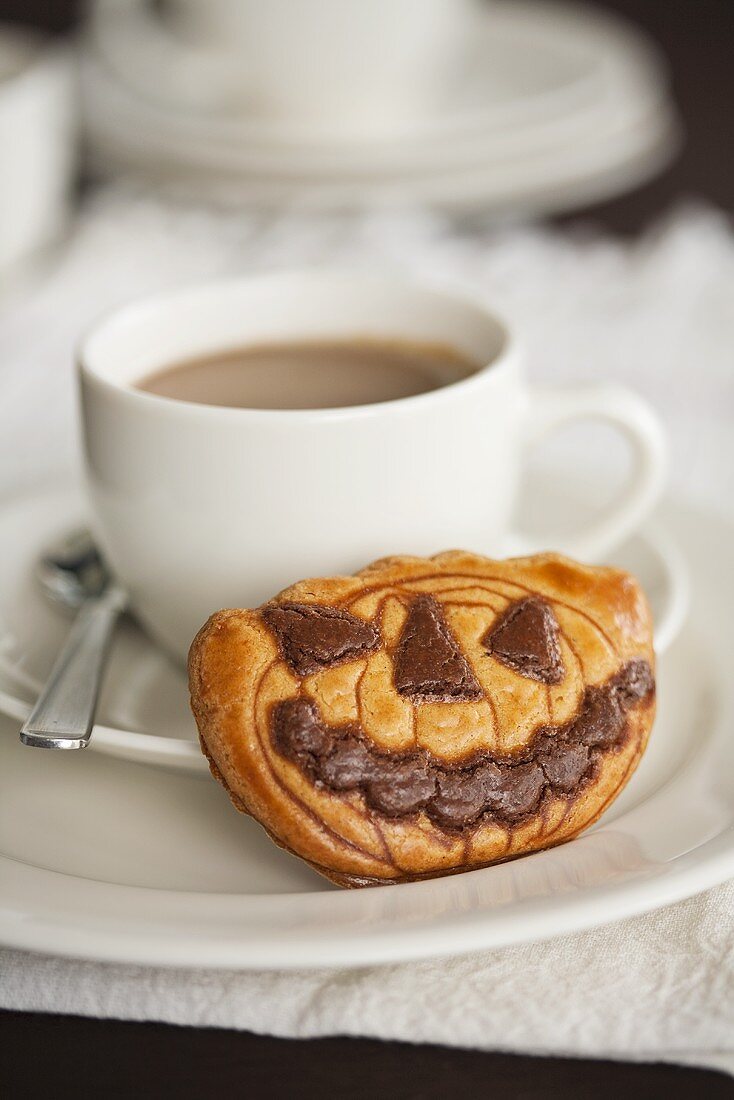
[19,585,127,750]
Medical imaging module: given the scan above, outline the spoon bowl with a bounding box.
[37,528,110,609]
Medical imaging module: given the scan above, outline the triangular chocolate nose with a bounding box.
[263,602,379,677]
[393,595,483,703]
[483,597,564,684]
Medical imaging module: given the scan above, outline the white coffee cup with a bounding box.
[79,271,666,662]
[0,28,74,274]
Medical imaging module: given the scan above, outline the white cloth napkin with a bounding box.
[3,883,733,1074]
[1,191,732,1072]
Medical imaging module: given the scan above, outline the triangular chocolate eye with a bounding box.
[393,595,483,703]
[482,597,564,684]
[263,603,379,677]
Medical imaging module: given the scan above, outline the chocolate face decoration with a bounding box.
[190,550,655,887]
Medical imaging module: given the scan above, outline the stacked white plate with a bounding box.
[82,0,681,213]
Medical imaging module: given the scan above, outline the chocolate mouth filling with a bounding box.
[270,659,654,828]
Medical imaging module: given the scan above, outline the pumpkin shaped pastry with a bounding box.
[189,550,655,887]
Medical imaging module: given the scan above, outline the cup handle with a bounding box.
[509,384,667,562]
[642,523,690,655]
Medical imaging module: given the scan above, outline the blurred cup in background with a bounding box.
[0,27,75,276]
[163,0,480,134]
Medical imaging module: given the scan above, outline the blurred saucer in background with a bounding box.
[81,0,680,214]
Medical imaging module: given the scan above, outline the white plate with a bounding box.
[0,484,688,777]
[110,105,677,215]
[84,96,678,214]
[0,492,730,969]
[85,62,671,180]
[82,2,680,214]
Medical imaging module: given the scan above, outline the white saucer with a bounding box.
[82,1,680,214]
[0,484,688,778]
[0,491,731,969]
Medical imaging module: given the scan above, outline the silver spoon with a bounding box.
[19,530,128,750]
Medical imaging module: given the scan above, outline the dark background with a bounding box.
[1,1,732,1097]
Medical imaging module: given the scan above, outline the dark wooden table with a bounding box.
[1,2,732,1097]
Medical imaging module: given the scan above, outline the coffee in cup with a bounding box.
[135,338,477,410]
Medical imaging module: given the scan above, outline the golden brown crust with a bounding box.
[189,550,655,887]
